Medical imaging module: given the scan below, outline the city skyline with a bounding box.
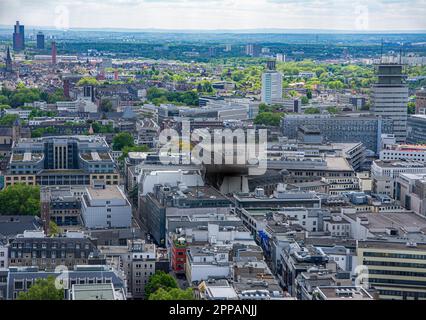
[0,0,426,32]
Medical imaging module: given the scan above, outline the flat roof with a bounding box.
[324,157,353,171]
[316,286,373,300]
[358,240,426,251]
[87,186,125,200]
[345,211,426,235]
[72,283,115,300]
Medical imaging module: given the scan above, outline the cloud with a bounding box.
[0,0,425,30]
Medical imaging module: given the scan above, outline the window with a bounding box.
[14,280,24,290]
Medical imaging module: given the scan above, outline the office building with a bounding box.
[372,63,408,143]
[36,31,45,50]
[5,136,119,187]
[395,173,426,217]
[407,115,426,144]
[245,44,261,57]
[371,160,426,196]
[12,21,25,51]
[261,71,283,104]
[357,241,426,300]
[281,114,394,153]
[380,144,426,163]
[276,53,285,62]
[233,184,322,209]
[140,184,232,246]
[81,183,132,229]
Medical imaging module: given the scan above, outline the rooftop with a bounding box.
[358,240,426,251]
[344,211,426,240]
[71,283,125,300]
[315,286,374,300]
[373,160,426,169]
[86,186,126,200]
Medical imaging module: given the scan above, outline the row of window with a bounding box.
[363,260,426,269]
[11,243,90,250]
[369,269,426,278]
[363,252,426,260]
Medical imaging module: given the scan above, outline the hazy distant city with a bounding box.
[0,0,426,304]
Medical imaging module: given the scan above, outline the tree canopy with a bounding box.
[112,132,134,151]
[254,112,283,126]
[146,87,198,106]
[0,184,40,216]
[76,77,100,87]
[145,271,178,298]
[17,276,64,300]
[149,288,193,300]
[0,114,19,126]
[304,107,321,114]
[100,99,113,112]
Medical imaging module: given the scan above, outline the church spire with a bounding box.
[5,46,12,72]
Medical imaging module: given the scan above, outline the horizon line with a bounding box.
[1,25,426,34]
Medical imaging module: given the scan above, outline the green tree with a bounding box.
[121,145,150,157]
[100,99,113,113]
[304,107,320,114]
[0,114,19,125]
[254,112,283,126]
[326,106,339,114]
[301,96,309,105]
[49,220,60,236]
[112,132,134,151]
[91,121,115,134]
[145,271,178,298]
[149,288,193,300]
[47,89,67,103]
[76,77,100,87]
[0,95,9,105]
[17,276,64,300]
[0,184,40,216]
[408,102,416,115]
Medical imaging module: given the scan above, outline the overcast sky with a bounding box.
[0,0,425,31]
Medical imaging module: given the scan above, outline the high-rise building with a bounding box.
[51,41,57,64]
[245,44,261,57]
[261,70,283,104]
[12,21,25,51]
[36,31,45,49]
[276,53,286,62]
[372,63,408,143]
[266,60,276,71]
[5,46,12,73]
